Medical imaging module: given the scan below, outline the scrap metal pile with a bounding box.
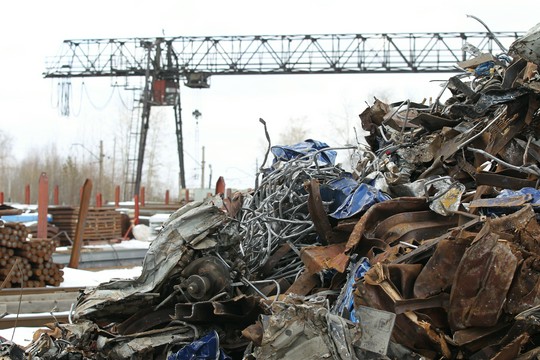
[13,24,540,360]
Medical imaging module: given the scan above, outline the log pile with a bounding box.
[49,206,123,245]
[0,223,63,288]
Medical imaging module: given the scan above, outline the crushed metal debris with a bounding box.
[11,23,540,360]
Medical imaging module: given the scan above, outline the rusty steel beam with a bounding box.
[24,184,30,205]
[134,194,140,225]
[140,187,145,207]
[69,178,92,269]
[115,185,120,208]
[37,172,49,239]
[53,185,59,205]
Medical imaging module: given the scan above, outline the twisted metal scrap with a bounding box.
[240,150,346,280]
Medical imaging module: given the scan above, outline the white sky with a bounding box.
[1,0,538,196]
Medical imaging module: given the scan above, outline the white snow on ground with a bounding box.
[59,266,142,287]
[0,266,143,347]
[55,239,151,252]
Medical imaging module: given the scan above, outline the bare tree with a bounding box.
[0,131,14,201]
[278,116,309,145]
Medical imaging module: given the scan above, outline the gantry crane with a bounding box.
[43,31,522,198]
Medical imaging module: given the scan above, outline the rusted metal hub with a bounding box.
[185,274,212,300]
[180,256,231,301]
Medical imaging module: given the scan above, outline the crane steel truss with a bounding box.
[43,31,523,197]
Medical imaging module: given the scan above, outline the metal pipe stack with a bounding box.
[0,223,64,288]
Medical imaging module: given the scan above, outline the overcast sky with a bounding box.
[1,0,538,194]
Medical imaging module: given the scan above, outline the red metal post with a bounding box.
[24,184,30,204]
[115,185,120,208]
[185,189,190,203]
[140,186,145,207]
[69,179,93,269]
[37,173,49,239]
[0,192,3,204]
[165,190,170,205]
[96,193,102,208]
[53,185,59,205]
[134,194,140,225]
[215,176,225,195]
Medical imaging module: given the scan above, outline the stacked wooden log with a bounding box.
[0,223,63,288]
[49,206,122,245]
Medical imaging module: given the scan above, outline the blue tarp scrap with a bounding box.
[329,183,391,220]
[474,61,495,77]
[333,257,371,323]
[270,139,337,165]
[478,187,540,216]
[168,331,231,360]
[497,187,540,205]
[319,174,358,214]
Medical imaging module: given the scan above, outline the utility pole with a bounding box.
[99,140,104,197]
[111,137,116,200]
[208,164,212,189]
[72,141,105,195]
[201,146,205,189]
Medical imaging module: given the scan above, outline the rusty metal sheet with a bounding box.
[505,256,540,315]
[452,323,510,348]
[414,235,473,299]
[373,211,458,245]
[449,225,518,330]
[304,179,344,244]
[260,243,292,276]
[242,322,263,346]
[475,170,537,190]
[490,333,529,360]
[333,218,358,233]
[373,210,449,239]
[300,243,346,274]
[502,58,527,89]
[346,197,429,253]
[360,98,390,150]
[409,113,461,132]
[174,295,260,325]
[448,76,478,100]
[484,115,525,161]
[394,293,449,314]
[358,263,451,358]
[490,204,537,238]
[223,191,243,218]
[386,263,423,299]
[285,271,319,296]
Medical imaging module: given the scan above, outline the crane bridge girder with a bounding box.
[44,32,522,79]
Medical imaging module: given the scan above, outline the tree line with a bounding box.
[0,129,170,206]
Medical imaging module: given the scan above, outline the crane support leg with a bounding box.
[134,101,151,198]
[174,93,186,190]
